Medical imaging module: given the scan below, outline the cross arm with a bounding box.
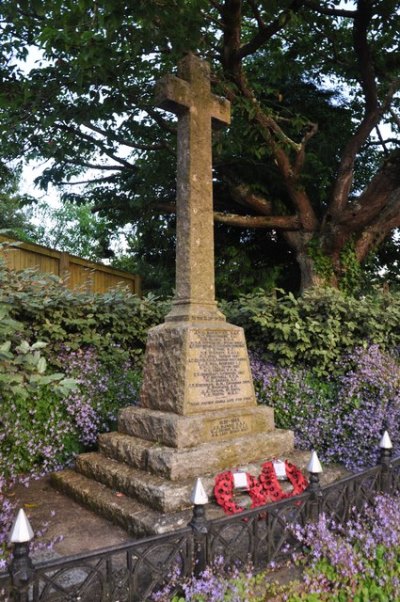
[211,96,231,127]
[155,74,192,116]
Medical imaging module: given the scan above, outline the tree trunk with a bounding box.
[296,251,329,293]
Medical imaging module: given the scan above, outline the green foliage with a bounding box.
[27,200,122,261]
[306,238,334,283]
[0,165,37,240]
[0,255,164,478]
[0,254,168,369]
[0,301,75,400]
[0,286,78,478]
[224,286,400,375]
[339,240,364,295]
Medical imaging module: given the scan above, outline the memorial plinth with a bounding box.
[141,323,255,415]
[52,53,293,535]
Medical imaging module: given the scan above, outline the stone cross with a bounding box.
[156,53,231,322]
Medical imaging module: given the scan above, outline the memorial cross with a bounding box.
[156,53,231,321]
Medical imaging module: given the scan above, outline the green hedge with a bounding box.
[0,256,169,369]
[2,251,400,378]
[223,287,400,374]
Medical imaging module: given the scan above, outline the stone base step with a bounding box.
[51,469,198,536]
[118,405,275,448]
[99,428,294,482]
[75,452,209,513]
[98,432,153,471]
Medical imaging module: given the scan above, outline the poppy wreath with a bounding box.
[258,460,308,502]
[214,471,266,515]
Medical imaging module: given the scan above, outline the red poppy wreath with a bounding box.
[214,461,308,515]
[258,460,308,503]
[214,471,266,515]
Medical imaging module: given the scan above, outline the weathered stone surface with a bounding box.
[51,469,196,536]
[75,453,197,512]
[156,53,230,323]
[140,321,257,415]
[145,429,294,481]
[118,406,274,449]
[98,432,153,469]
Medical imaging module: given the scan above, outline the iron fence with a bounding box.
[1,445,399,602]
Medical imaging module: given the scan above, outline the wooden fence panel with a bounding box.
[0,236,141,296]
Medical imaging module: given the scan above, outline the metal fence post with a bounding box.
[306,451,323,522]
[188,478,209,577]
[379,431,393,494]
[9,510,35,602]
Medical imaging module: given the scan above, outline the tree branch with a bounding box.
[390,108,400,130]
[145,107,177,134]
[155,201,300,230]
[220,1,318,230]
[355,187,400,262]
[339,152,400,231]
[328,1,382,217]
[213,211,300,229]
[294,122,318,175]
[66,159,125,171]
[57,123,136,170]
[247,0,266,30]
[367,137,399,148]
[353,0,377,114]
[58,175,117,186]
[228,181,272,214]
[238,0,306,60]
[374,126,389,156]
[83,121,173,153]
[209,0,223,11]
[302,1,356,18]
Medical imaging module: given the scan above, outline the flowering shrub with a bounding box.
[251,345,400,471]
[291,493,400,600]
[0,346,140,570]
[60,346,141,446]
[0,347,141,480]
[0,388,81,479]
[152,557,277,602]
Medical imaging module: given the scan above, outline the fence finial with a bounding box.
[307,450,323,474]
[379,430,393,450]
[189,478,209,576]
[190,478,208,505]
[9,508,35,595]
[10,509,34,544]
[379,430,393,494]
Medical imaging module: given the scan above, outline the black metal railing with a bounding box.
[1,445,399,602]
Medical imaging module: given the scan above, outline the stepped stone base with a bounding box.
[52,424,294,534]
[100,418,285,482]
[53,448,349,538]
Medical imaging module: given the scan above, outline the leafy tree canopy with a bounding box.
[28,200,122,261]
[0,164,37,238]
[0,0,399,295]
